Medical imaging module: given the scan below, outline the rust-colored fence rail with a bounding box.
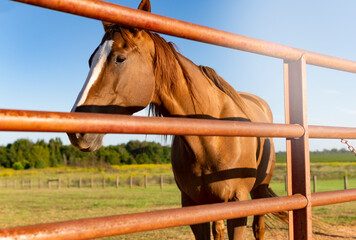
[2,0,356,239]
[0,190,355,240]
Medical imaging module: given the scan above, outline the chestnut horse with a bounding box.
[68,0,281,239]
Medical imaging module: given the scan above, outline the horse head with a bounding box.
[68,0,156,152]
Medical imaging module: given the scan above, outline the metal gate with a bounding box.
[1,0,356,239]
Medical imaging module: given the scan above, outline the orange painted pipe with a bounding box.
[0,195,307,240]
[1,109,356,139]
[0,109,303,138]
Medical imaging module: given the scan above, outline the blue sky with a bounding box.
[0,0,356,152]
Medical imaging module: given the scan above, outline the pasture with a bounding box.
[0,164,355,239]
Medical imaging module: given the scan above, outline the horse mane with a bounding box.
[105,26,253,120]
[199,66,256,121]
[145,31,198,117]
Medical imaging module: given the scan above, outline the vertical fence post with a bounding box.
[21,179,25,189]
[130,176,133,189]
[144,175,147,189]
[160,175,163,189]
[48,180,50,189]
[79,178,82,188]
[344,175,348,190]
[116,176,119,189]
[284,56,312,240]
[58,178,61,189]
[313,176,317,193]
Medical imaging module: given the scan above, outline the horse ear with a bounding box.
[102,21,114,32]
[138,0,151,12]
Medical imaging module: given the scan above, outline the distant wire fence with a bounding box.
[0,175,176,189]
[0,174,352,191]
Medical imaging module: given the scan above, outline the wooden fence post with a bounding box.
[344,175,348,190]
[144,175,147,189]
[22,179,25,189]
[48,180,51,189]
[58,178,61,189]
[116,176,119,189]
[313,176,317,193]
[130,176,133,189]
[160,175,163,189]
[79,177,82,188]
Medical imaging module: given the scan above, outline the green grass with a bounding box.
[0,165,355,239]
[0,185,182,228]
[276,151,356,163]
[0,180,355,240]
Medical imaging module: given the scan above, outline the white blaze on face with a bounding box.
[71,40,114,112]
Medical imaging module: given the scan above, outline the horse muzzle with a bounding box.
[67,132,105,152]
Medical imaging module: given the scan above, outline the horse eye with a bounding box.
[115,55,126,64]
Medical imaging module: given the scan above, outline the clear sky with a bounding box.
[1,0,356,152]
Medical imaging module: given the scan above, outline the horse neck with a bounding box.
[154,54,245,119]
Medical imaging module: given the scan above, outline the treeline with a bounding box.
[0,138,171,170]
[0,138,353,170]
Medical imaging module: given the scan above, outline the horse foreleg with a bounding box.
[227,191,249,240]
[250,185,270,240]
[252,215,265,240]
[181,191,211,240]
[212,220,224,240]
[227,217,247,240]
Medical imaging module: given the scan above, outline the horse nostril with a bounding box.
[73,133,84,140]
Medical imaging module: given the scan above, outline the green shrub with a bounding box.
[12,162,24,170]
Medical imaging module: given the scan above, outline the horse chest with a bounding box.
[171,136,257,203]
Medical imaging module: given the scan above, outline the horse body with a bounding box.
[159,54,275,204]
[68,1,279,239]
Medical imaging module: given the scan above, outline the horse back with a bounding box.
[238,92,273,123]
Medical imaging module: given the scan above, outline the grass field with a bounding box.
[0,177,355,239]
[0,163,355,239]
[276,151,356,163]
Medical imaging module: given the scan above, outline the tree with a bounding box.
[0,138,172,168]
[29,145,50,168]
[49,138,63,167]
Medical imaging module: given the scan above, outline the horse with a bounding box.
[68,0,282,239]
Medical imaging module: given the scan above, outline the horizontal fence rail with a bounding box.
[0,189,355,240]
[1,109,356,139]
[12,0,356,73]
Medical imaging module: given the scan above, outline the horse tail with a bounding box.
[251,184,288,224]
[263,186,331,237]
[265,186,289,224]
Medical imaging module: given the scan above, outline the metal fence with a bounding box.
[1,0,356,239]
